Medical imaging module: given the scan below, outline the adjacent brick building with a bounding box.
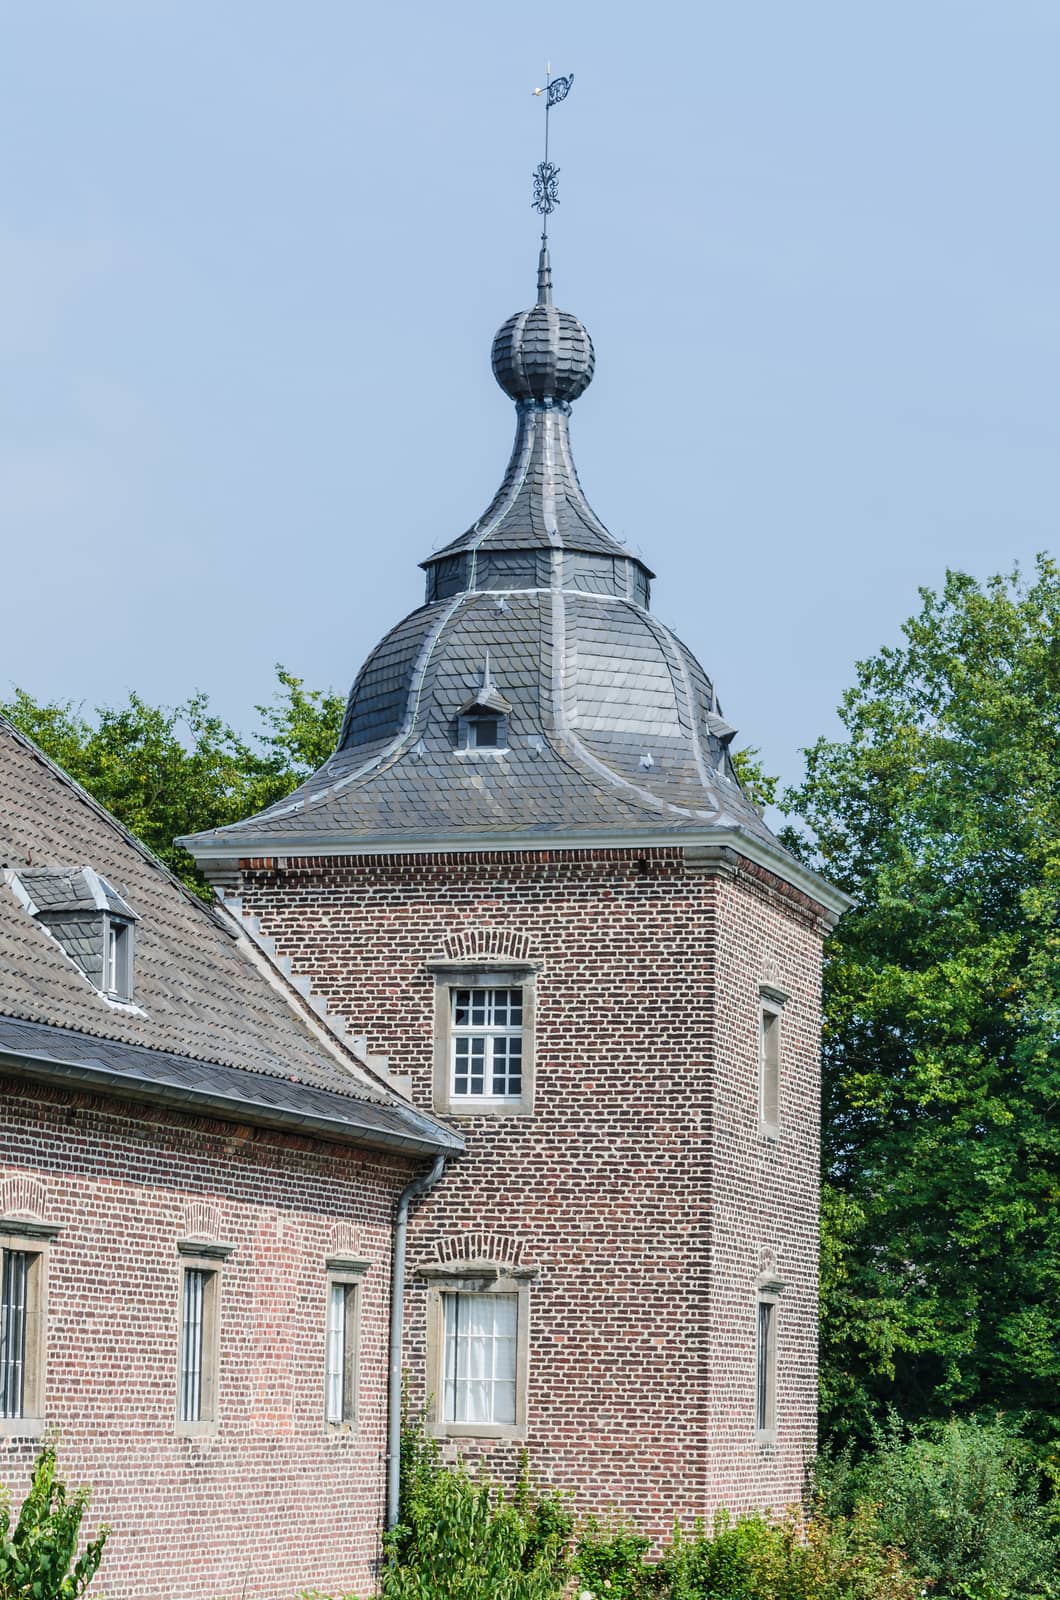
[185,241,848,1535]
[0,718,460,1600]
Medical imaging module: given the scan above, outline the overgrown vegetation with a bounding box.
[375,1421,927,1600]
[0,1448,107,1599]
[815,1414,1060,1600]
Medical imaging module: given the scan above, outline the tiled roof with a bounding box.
[0,1015,458,1157]
[0,716,459,1153]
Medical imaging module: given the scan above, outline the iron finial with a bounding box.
[530,65,574,252]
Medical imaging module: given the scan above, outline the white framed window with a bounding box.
[451,987,523,1100]
[324,1255,367,1430]
[429,964,537,1116]
[176,1240,231,1435]
[103,916,134,1000]
[0,1220,58,1438]
[443,1291,517,1425]
[422,1265,531,1440]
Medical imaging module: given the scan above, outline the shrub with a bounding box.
[816,1413,1060,1599]
[655,1507,919,1600]
[574,1517,655,1600]
[383,1427,572,1600]
[0,1447,107,1600]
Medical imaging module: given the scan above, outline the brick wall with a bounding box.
[0,1076,416,1600]
[239,845,827,1537]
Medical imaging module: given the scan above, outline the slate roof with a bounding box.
[181,253,840,915]
[0,716,460,1155]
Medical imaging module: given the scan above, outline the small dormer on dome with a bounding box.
[455,655,512,751]
[5,864,139,1002]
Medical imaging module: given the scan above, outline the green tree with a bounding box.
[782,557,1060,1451]
[1,668,344,897]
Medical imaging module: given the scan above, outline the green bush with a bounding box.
[383,1420,922,1600]
[0,1448,107,1600]
[383,1427,572,1600]
[574,1518,655,1600]
[654,1507,919,1600]
[816,1414,1060,1599]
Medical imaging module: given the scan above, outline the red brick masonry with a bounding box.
[240,844,827,1537]
[0,1079,416,1600]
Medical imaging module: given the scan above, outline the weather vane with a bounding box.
[531,65,574,241]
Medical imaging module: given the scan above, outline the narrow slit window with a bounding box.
[756,1299,776,1434]
[760,1006,780,1133]
[326,1281,358,1426]
[178,1265,219,1427]
[0,1250,29,1419]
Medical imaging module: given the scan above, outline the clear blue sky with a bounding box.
[3,1,1058,794]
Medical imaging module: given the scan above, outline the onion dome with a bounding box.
[491,245,595,405]
[181,242,830,916]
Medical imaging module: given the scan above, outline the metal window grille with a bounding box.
[179,1268,207,1423]
[451,988,523,1099]
[326,1282,355,1424]
[0,1250,29,1419]
[757,1300,774,1431]
[443,1292,518,1425]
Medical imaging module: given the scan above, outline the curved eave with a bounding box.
[179,821,852,922]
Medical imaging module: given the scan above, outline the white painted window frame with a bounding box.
[428,963,538,1117]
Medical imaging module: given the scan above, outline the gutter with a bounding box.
[0,1045,461,1161]
[386,1153,449,1530]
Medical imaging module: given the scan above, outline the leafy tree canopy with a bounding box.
[782,556,1060,1452]
[1,669,344,897]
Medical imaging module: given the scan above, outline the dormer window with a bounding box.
[4,866,138,1004]
[103,917,134,1001]
[463,713,503,750]
[455,654,512,753]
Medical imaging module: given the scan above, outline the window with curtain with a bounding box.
[326,1280,358,1426]
[442,1291,518,1425]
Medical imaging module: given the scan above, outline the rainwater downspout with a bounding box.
[386,1152,448,1530]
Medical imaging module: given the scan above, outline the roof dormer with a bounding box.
[6,866,139,1003]
[456,656,512,751]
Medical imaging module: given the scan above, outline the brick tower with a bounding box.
[184,235,846,1533]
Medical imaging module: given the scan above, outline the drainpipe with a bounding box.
[386,1152,448,1530]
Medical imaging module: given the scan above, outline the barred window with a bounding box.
[176,1248,225,1433]
[451,988,523,1101]
[0,1250,30,1419]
